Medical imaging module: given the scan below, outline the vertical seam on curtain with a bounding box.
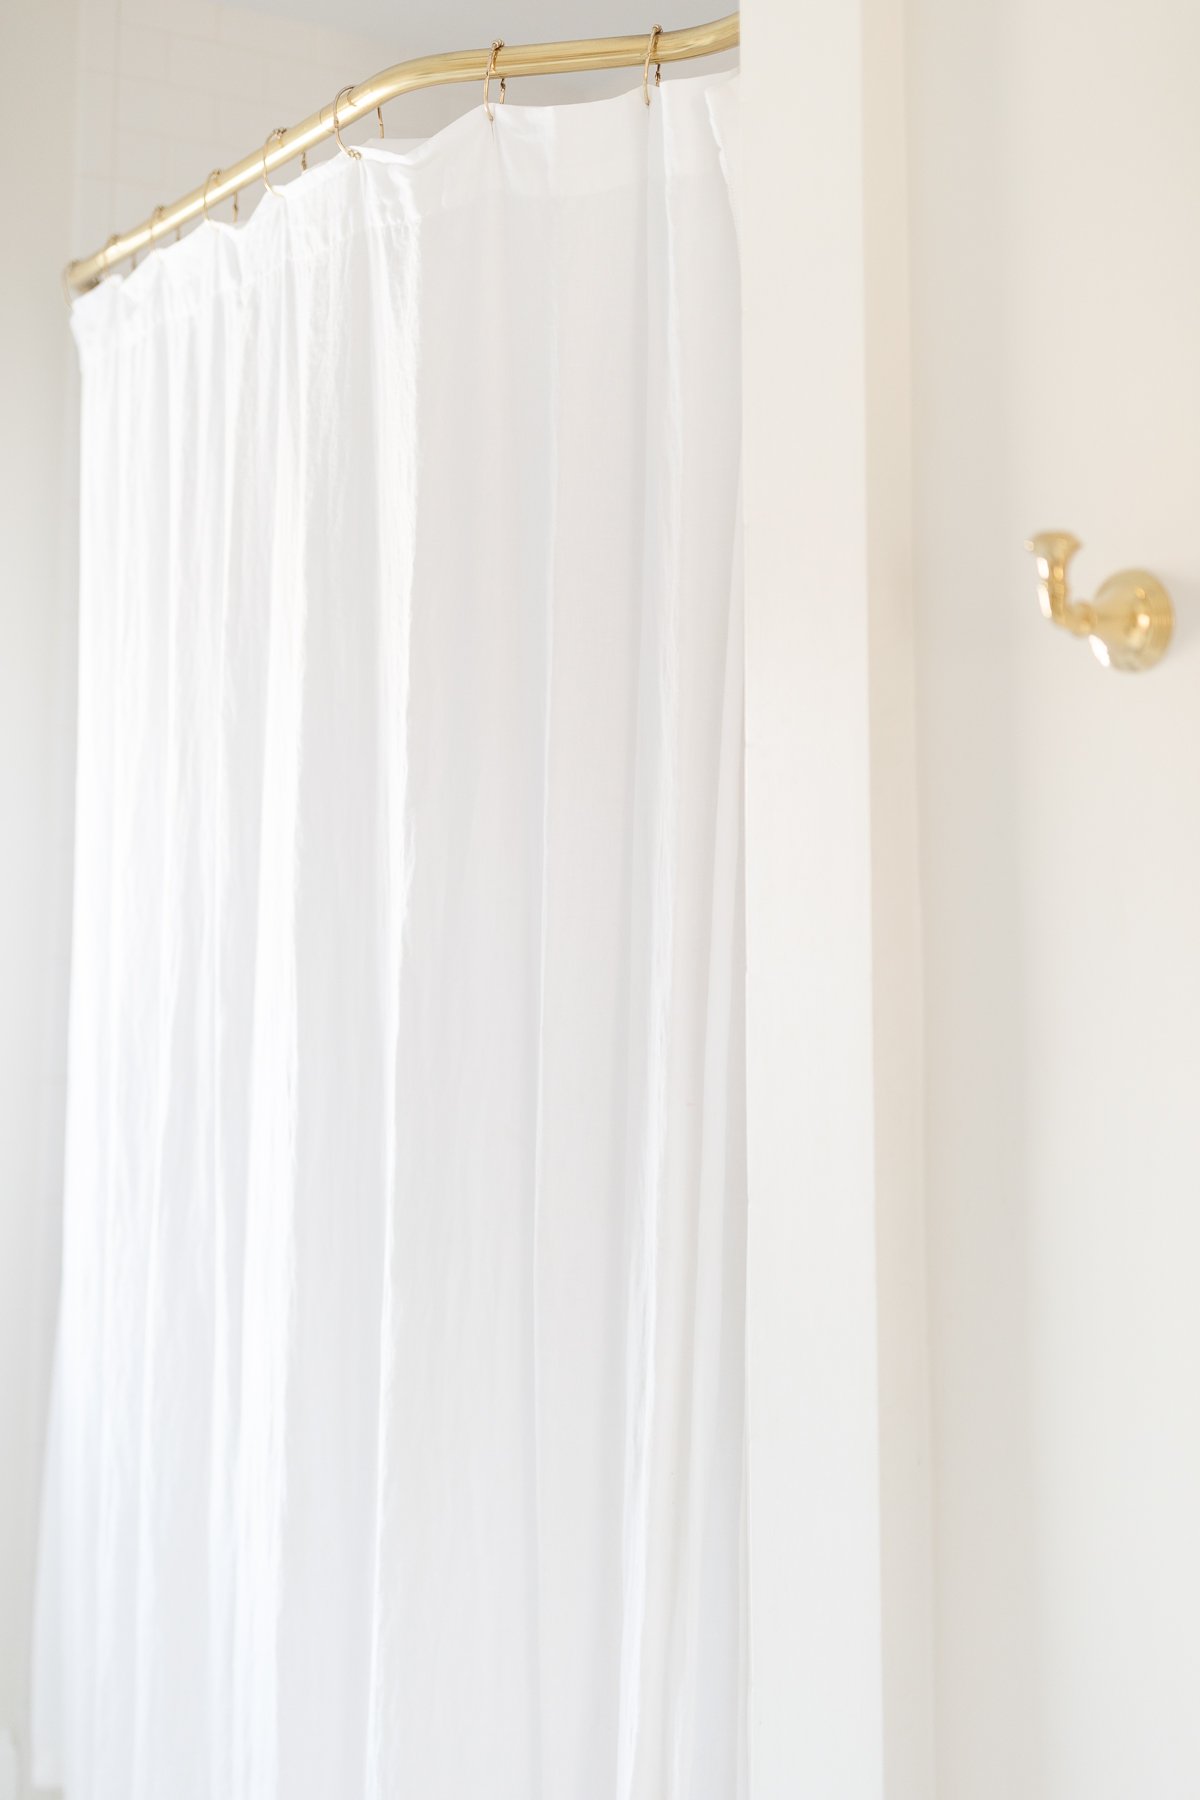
[363,184,419,1800]
[90,332,139,1792]
[208,254,241,1800]
[234,220,305,1800]
[527,153,561,1800]
[129,307,185,1800]
[616,97,683,1800]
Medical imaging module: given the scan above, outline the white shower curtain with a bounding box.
[37,73,745,1800]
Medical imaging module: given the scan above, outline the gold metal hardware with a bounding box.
[1025,531,1174,673]
[63,14,739,294]
[262,128,286,196]
[643,24,663,103]
[332,86,363,160]
[203,169,237,226]
[483,40,505,121]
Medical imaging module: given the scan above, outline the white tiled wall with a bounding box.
[70,0,470,272]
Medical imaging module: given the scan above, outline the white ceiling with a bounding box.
[231,0,720,56]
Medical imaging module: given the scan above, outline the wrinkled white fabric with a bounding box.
[37,73,745,1800]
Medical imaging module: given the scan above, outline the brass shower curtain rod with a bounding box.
[65,12,739,296]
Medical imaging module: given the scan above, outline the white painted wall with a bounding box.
[0,9,80,1799]
[741,0,932,1793]
[907,0,1200,1793]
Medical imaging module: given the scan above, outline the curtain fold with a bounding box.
[37,72,745,1800]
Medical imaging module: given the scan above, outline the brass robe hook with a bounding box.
[1026,531,1174,672]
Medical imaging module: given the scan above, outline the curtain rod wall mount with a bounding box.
[64,12,739,297]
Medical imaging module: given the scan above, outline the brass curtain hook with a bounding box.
[149,204,166,252]
[643,23,662,104]
[483,40,505,122]
[332,85,362,159]
[203,169,239,224]
[262,127,286,195]
[377,104,385,137]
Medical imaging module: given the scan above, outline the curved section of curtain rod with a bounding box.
[65,12,739,296]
